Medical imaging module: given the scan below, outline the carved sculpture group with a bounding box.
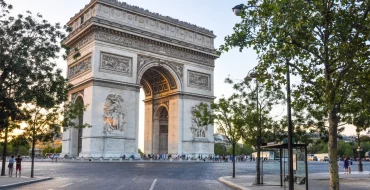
[103,94,126,133]
[190,107,208,138]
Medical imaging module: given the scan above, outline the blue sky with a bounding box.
[6,0,360,149]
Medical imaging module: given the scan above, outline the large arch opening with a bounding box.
[138,65,180,155]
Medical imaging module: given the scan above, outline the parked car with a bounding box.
[308,156,318,161]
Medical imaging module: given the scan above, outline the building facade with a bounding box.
[61,0,218,158]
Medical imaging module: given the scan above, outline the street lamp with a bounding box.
[245,68,271,185]
[232,4,294,189]
[357,131,363,172]
[232,4,244,16]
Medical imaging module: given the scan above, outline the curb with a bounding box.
[0,177,53,189]
[218,176,249,190]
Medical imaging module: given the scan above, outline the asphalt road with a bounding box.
[5,160,370,190]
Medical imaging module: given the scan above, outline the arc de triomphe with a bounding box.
[61,0,217,158]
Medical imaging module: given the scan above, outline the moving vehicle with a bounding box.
[308,156,318,161]
[315,153,329,161]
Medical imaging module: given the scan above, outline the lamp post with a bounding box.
[232,5,294,189]
[357,131,363,172]
[245,68,262,184]
[245,68,271,185]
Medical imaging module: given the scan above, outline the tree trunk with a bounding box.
[328,110,339,190]
[232,143,236,178]
[31,131,36,178]
[1,124,8,176]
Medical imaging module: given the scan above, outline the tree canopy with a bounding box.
[220,1,370,189]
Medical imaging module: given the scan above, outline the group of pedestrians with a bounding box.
[51,153,59,162]
[8,155,22,177]
[343,157,353,174]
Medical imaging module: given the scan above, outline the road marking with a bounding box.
[60,183,74,187]
[77,179,88,182]
[149,179,157,190]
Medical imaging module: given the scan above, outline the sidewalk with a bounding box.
[0,176,52,189]
[219,172,370,190]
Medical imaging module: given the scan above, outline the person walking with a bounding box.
[348,157,352,174]
[343,157,349,174]
[15,155,22,177]
[51,153,54,162]
[8,155,15,177]
[55,154,58,163]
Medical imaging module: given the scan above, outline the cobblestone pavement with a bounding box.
[3,160,370,190]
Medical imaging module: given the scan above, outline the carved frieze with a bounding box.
[100,52,132,76]
[95,30,214,66]
[187,70,211,90]
[68,56,92,79]
[103,94,125,134]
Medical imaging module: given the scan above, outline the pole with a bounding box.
[1,124,8,176]
[305,146,308,190]
[255,79,261,184]
[358,132,363,172]
[280,148,283,187]
[286,60,294,190]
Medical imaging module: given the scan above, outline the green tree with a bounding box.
[138,149,144,158]
[225,77,285,184]
[42,146,54,156]
[193,99,242,178]
[0,0,80,176]
[214,143,227,155]
[337,141,354,158]
[23,101,90,177]
[220,1,370,188]
[54,146,62,154]
[240,144,254,155]
[9,134,29,155]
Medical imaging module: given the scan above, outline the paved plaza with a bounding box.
[1,160,370,189]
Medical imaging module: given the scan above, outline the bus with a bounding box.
[365,152,370,161]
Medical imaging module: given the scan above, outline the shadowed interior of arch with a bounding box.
[140,66,178,97]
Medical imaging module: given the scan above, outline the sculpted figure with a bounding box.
[190,107,208,138]
[103,94,125,133]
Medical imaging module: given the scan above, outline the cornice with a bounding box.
[68,0,215,36]
[64,17,217,55]
[66,25,217,66]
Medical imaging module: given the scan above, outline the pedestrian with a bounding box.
[51,153,54,162]
[15,155,22,177]
[348,157,352,174]
[343,157,349,174]
[55,154,58,162]
[8,155,14,177]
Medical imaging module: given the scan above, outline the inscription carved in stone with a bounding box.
[103,94,125,134]
[68,56,92,79]
[188,70,211,90]
[100,53,132,76]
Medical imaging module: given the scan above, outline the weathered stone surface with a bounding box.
[62,0,215,158]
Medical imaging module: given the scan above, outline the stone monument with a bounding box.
[61,0,218,158]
